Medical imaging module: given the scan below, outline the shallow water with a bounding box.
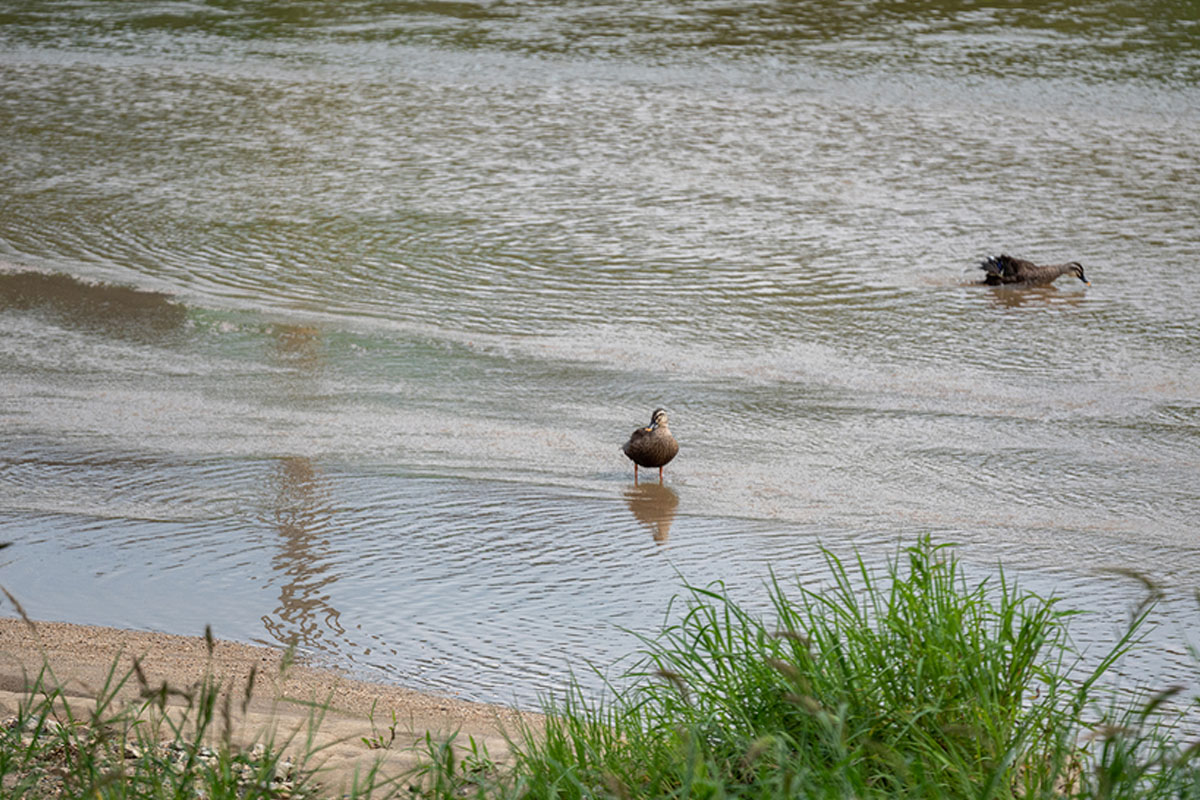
[1,1,1199,707]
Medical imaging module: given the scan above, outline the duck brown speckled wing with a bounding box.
[623,425,678,469]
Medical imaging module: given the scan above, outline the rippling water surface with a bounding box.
[1,1,1198,706]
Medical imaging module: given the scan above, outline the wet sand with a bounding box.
[0,616,536,794]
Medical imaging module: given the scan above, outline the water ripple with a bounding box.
[2,2,1198,707]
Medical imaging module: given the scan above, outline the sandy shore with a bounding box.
[0,616,537,794]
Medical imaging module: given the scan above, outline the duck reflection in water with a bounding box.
[623,483,680,543]
[986,285,1089,310]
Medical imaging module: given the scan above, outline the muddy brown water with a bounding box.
[1,1,1198,707]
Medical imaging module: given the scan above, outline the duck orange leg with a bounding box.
[634,464,639,485]
[658,467,664,484]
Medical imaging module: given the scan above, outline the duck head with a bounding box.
[650,408,670,428]
[1068,263,1090,286]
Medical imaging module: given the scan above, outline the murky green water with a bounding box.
[1,1,1198,706]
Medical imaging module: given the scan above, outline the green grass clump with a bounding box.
[414,537,1200,799]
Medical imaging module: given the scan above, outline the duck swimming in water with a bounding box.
[980,255,1090,286]
[621,408,679,485]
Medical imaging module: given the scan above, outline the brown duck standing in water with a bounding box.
[622,408,679,485]
[980,254,1090,286]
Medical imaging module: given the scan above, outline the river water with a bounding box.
[1,1,1198,708]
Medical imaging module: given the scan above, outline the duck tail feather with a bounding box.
[980,254,1015,276]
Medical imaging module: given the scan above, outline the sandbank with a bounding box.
[0,616,537,794]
